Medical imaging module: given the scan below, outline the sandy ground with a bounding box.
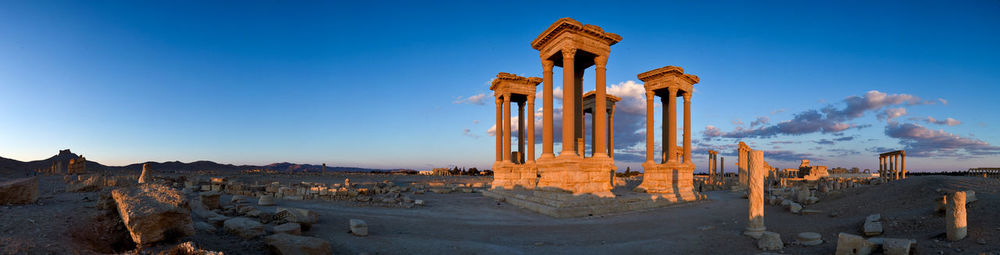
[1,174,999,254]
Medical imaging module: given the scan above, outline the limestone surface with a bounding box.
[946,191,967,241]
[796,232,822,246]
[273,222,301,235]
[223,217,265,239]
[756,231,783,251]
[0,177,38,205]
[112,183,195,244]
[350,219,368,236]
[835,232,875,255]
[264,233,332,255]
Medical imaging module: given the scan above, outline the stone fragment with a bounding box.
[789,203,802,214]
[112,184,195,244]
[756,231,783,251]
[350,219,368,236]
[881,238,916,255]
[223,217,265,239]
[231,195,249,204]
[165,241,224,255]
[800,209,823,215]
[414,199,425,206]
[804,196,820,205]
[0,177,38,205]
[200,191,221,210]
[796,232,822,246]
[275,207,318,231]
[865,214,881,222]
[258,195,275,206]
[273,222,301,235]
[835,232,875,255]
[264,233,332,255]
[965,190,977,204]
[138,163,152,184]
[207,215,230,227]
[863,221,883,236]
[194,222,215,233]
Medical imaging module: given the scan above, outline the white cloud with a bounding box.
[454,93,487,105]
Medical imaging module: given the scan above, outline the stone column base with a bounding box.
[634,162,700,201]
[491,162,538,191]
[535,155,614,197]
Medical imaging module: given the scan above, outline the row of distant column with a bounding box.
[707,150,724,183]
[878,150,906,180]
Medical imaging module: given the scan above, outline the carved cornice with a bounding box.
[490,72,542,91]
[637,66,700,84]
[531,17,622,50]
[582,90,622,102]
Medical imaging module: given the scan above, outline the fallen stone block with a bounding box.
[836,232,875,255]
[273,222,301,235]
[757,231,783,251]
[789,203,802,214]
[258,195,275,206]
[112,184,195,245]
[164,241,223,255]
[200,191,221,210]
[881,238,916,255]
[224,217,265,239]
[265,233,331,255]
[800,209,823,215]
[796,232,822,246]
[0,177,38,205]
[865,214,881,222]
[275,207,318,231]
[194,222,215,233]
[350,219,368,236]
[414,199,425,206]
[863,221,883,236]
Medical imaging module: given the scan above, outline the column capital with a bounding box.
[503,93,511,102]
[495,97,503,104]
[561,48,577,59]
[594,55,608,68]
[527,94,535,101]
[683,93,691,101]
[646,90,655,100]
[667,87,678,95]
[542,59,554,69]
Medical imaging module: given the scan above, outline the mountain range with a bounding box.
[0,149,393,176]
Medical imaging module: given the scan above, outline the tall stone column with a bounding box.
[561,48,577,156]
[503,94,511,162]
[645,91,655,163]
[900,151,905,179]
[609,105,615,158]
[879,156,883,177]
[895,154,901,179]
[683,94,691,163]
[590,112,596,157]
[541,60,554,158]
[495,97,503,162]
[527,95,535,163]
[574,67,585,152]
[663,88,677,162]
[947,191,967,241]
[721,157,726,182]
[594,55,608,158]
[518,101,525,163]
[745,149,766,238]
[661,96,668,163]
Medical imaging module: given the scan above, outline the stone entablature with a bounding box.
[530,17,622,60]
[636,66,699,95]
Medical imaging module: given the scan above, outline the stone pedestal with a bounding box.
[535,156,614,197]
[491,162,538,191]
[634,162,699,201]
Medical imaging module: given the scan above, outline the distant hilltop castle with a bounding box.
[36,149,87,174]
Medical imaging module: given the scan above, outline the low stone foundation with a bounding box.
[482,188,705,218]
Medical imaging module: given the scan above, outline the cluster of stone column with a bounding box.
[737,142,750,188]
[642,87,693,164]
[493,92,537,164]
[582,92,618,159]
[878,150,906,180]
[968,167,1000,178]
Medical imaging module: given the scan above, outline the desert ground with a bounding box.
[1,172,998,254]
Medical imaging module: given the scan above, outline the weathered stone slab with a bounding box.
[224,217,265,239]
[200,191,221,210]
[112,184,195,244]
[264,233,332,255]
[350,219,368,236]
[273,223,301,235]
[757,231,783,251]
[796,232,822,246]
[0,177,38,205]
[863,221,883,236]
[835,233,874,255]
[881,238,916,255]
[275,207,318,230]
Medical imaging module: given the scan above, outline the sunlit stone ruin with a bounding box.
[482,18,708,217]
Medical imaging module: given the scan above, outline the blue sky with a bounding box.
[1,1,998,171]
